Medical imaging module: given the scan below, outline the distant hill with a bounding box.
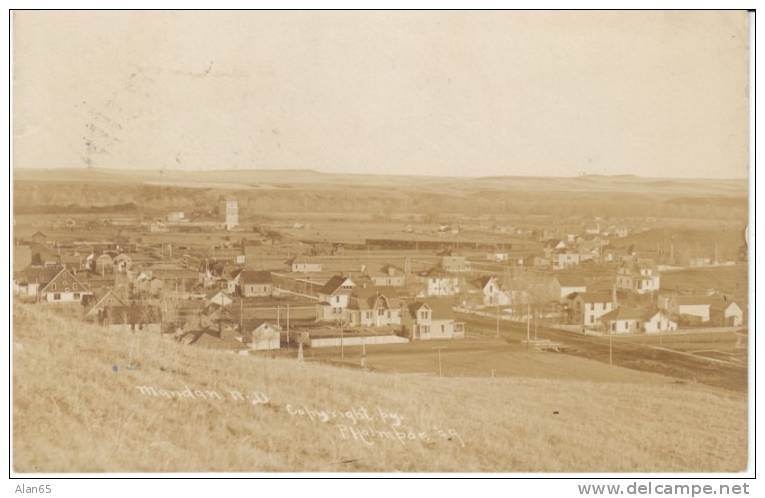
[14,167,747,195]
[13,304,746,472]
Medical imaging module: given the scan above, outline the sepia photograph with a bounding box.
[8,7,754,483]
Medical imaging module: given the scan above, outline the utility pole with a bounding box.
[496,302,500,338]
[286,304,290,348]
[340,321,344,360]
[609,331,613,366]
[433,346,445,377]
[526,302,531,351]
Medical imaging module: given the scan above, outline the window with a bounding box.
[51,283,56,291]
[73,293,80,300]
[73,283,78,291]
[387,311,391,319]
[53,293,60,300]
[378,308,385,316]
[441,324,445,332]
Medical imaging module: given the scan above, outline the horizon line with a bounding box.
[11,165,749,182]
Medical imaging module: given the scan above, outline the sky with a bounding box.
[13,10,750,178]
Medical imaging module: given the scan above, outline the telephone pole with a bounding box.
[433,346,446,377]
[496,303,500,338]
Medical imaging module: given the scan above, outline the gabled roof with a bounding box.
[105,305,161,324]
[240,270,273,285]
[470,275,497,290]
[600,306,647,322]
[86,289,126,313]
[419,266,451,278]
[404,298,454,320]
[575,292,613,304]
[243,319,282,333]
[673,295,715,307]
[15,265,62,285]
[375,264,405,276]
[179,329,248,351]
[319,275,353,295]
[348,290,399,311]
[555,274,587,287]
[39,267,92,294]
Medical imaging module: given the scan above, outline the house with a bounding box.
[316,275,356,321]
[30,231,47,245]
[113,253,132,273]
[369,264,406,287]
[553,274,587,300]
[177,327,248,353]
[103,305,161,333]
[38,268,93,303]
[238,270,274,297]
[441,254,469,272]
[464,276,510,307]
[662,295,712,324]
[643,309,678,333]
[13,265,62,299]
[243,320,282,351]
[571,292,616,328]
[418,266,460,297]
[167,211,185,222]
[149,221,169,233]
[347,291,402,328]
[616,262,660,294]
[543,239,567,256]
[600,306,645,334]
[207,290,233,308]
[710,299,744,327]
[401,299,465,340]
[29,243,60,267]
[552,249,581,271]
[486,252,509,263]
[93,253,114,275]
[84,289,127,322]
[288,256,322,273]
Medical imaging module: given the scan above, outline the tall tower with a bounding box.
[225,199,239,230]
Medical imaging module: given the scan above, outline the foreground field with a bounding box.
[13,304,747,472]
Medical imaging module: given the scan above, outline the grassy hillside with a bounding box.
[13,304,747,473]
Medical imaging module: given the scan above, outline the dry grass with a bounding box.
[12,304,747,473]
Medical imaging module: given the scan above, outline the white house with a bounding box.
[663,296,712,323]
[616,262,660,294]
[464,276,510,307]
[347,293,402,327]
[643,309,678,333]
[711,300,744,327]
[316,275,356,321]
[553,274,587,300]
[402,300,464,340]
[418,266,460,297]
[288,257,322,273]
[370,264,406,287]
[245,321,281,351]
[552,250,581,271]
[38,268,93,303]
[573,292,616,328]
